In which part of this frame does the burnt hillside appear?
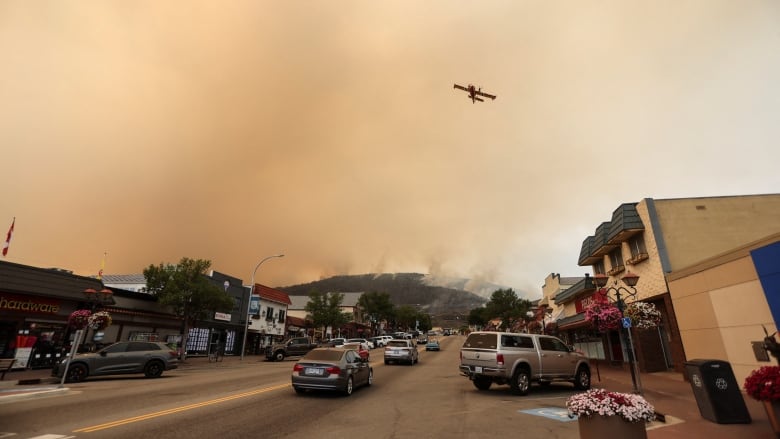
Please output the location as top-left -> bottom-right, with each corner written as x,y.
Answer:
277,273 -> 486,316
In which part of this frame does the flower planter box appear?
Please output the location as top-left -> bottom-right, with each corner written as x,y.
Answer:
577,415 -> 647,439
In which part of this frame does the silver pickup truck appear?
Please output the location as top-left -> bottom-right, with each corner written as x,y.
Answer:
459,331 -> 591,395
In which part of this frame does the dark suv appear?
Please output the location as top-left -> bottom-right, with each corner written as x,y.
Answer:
52,341 -> 179,382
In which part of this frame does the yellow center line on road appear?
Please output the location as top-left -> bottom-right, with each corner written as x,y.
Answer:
73,383 -> 290,433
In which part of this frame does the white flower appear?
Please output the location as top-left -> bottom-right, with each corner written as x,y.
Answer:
566,388 -> 655,423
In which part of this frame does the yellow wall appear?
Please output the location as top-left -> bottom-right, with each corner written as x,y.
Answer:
652,194 -> 780,272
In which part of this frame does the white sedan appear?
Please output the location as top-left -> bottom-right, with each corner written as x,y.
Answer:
347,338 -> 374,350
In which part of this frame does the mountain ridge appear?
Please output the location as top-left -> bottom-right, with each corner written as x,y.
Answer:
277,272 -> 488,315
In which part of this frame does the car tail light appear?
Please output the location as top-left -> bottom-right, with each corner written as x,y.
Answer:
497,353 -> 504,366
168,350 -> 178,358
293,363 -> 304,373
325,366 -> 341,376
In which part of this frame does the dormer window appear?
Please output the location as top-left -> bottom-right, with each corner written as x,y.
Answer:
607,248 -> 625,276
626,234 -> 649,265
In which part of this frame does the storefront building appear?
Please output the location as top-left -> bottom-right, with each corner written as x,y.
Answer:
561,194 -> 780,374
1,260 -> 180,369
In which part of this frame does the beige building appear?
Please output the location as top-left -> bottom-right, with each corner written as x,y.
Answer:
555,193 -> 780,375
667,232 -> 780,386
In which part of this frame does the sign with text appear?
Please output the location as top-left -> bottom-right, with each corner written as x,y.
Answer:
0,293 -> 61,315
249,296 -> 260,315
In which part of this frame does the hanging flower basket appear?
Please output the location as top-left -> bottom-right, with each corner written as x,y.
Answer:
585,290 -> 622,332
88,311 -> 112,330
68,309 -> 92,330
624,302 -> 661,330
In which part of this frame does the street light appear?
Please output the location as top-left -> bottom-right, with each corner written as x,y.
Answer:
593,271 -> 643,394
83,288 -> 114,311
241,254 -> 284,360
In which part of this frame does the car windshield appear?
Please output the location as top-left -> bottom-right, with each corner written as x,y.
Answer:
303,349 -> 344,362
387,341 -> 408,348
342,343 -> 361,349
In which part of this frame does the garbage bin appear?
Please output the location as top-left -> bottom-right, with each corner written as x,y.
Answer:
684,359 -> 751,424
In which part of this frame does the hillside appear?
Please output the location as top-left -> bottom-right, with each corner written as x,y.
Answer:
278,273 -> 487,317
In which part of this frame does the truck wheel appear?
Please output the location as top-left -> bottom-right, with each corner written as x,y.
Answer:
510,368 -> 530,396
473,376 -> 492,391
273,351 -> 285,362
573,366 -> 591,390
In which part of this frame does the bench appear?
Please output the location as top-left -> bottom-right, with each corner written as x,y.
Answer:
0,358 -> 17,380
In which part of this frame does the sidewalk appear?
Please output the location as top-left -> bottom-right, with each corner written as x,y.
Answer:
2,357 -> 778,438
589,363 -> 776,439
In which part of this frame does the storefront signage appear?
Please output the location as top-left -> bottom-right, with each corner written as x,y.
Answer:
0,293 -> 60,314
249,296 -> 260,315
214,312 -> 232,321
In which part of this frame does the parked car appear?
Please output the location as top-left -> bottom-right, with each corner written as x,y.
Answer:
384,339 -> 419,365
340,342 -> 370,360
326,338 -> 347,347
346,338 -> 374,349
370,336 -> 386,348
417,334 -> 428,345
425,339 -> 440,351
459,331 -> 591,395
291,348 -> 373,396
265,337 -> 318,362
52,341 -> 179,383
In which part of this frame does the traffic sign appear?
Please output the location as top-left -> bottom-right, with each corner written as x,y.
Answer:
622,317 -> 632,328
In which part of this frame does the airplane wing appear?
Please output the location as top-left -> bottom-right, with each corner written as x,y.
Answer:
475,90 -> 496,100
453,84 -> 469,91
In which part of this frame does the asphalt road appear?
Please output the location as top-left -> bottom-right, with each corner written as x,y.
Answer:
0,336 -> 584,439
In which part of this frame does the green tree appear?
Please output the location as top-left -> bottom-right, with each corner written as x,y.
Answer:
305,290 -> 350,338
143,257 -> 234,360
484,288 -> 532,331
394,305 -> 418,331
467,306 -> 490,329
357,291 -> 395,333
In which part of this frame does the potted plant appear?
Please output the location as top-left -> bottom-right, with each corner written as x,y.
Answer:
566,388 -> 655,439
744,365 -> 780,435
624,302 -> 662,330
584,290 -> 623,332
88,311 -> 112,330
68,309 -> 92,330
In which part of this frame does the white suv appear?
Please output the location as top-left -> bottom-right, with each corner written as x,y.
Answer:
384,339 -> 419,365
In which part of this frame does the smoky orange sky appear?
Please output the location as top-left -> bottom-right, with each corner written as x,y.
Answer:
2,1 -> 779,298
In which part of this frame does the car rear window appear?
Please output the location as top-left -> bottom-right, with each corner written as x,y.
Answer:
463,333 -> 497,349
304,349 -> 344,361
387,341 -> 409,347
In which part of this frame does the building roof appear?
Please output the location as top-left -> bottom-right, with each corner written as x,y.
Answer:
252,283 -> 291,305
101,274 -> 147,284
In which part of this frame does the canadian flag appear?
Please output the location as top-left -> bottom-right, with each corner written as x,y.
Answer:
3,218 -> 14,257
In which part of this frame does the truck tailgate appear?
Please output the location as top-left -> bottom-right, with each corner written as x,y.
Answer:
461,348 -> 498,367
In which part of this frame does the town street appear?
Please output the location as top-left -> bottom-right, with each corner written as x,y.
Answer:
0,336 -> 583,438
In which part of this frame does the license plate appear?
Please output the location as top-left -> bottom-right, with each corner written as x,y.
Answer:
474,366 -> 483,373
305,367 -> 324,376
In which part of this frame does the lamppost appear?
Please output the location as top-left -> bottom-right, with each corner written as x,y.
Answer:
592,271 -> 643,395
82,288 -> 114,311
241,254 -> 284,360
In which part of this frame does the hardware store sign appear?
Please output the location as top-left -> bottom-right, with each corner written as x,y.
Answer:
0,293 -> 61,314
